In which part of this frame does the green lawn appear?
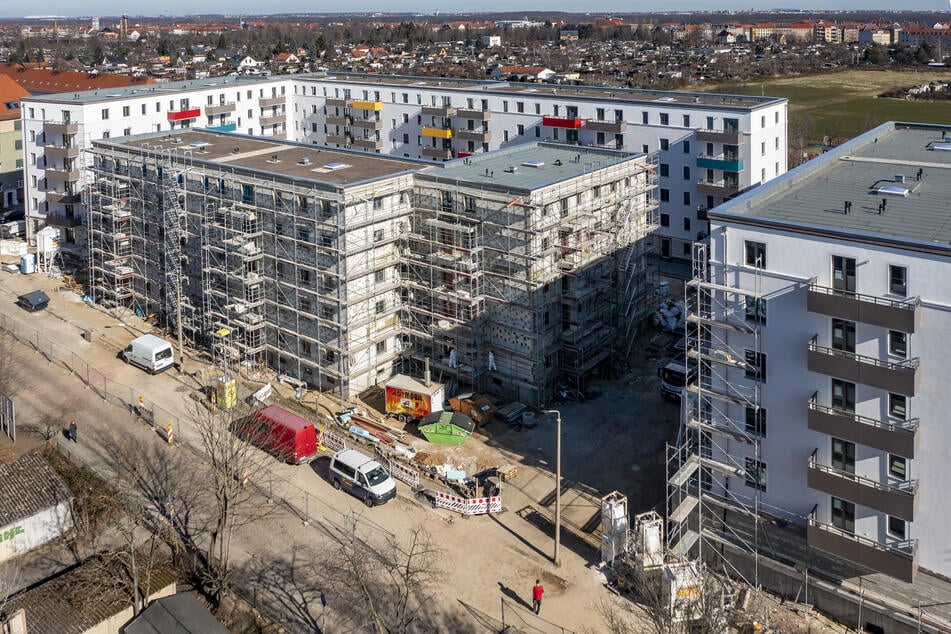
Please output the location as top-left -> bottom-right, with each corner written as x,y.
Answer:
710,70 -> 951,140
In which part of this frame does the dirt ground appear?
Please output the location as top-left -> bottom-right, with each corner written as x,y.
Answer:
0,261 -> 848,633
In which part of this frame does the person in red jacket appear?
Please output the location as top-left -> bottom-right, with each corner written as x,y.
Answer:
532,579 -> 544,615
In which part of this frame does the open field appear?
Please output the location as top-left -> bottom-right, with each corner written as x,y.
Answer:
713,70 -> 951,140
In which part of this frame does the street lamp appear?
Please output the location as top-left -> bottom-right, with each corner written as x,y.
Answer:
542,409 -> 562,567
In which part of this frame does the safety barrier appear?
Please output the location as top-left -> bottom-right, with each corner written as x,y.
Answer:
321,427 -> 347,453
374,447 -> 421,489
432,490 -> 502,515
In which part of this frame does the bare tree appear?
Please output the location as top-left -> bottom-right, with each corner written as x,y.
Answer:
316,521 -> 446,634
788,111 -> 816,169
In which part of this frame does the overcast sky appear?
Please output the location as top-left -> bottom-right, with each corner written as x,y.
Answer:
12,2 -> 951,20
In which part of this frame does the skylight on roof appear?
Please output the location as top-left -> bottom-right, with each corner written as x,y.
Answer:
189,141 -> 209,147
878,184 -> 909,197
323,162 -> 350,171
522,160 -> 544,168
934,143 -> 951,151
656,96 -> 675,102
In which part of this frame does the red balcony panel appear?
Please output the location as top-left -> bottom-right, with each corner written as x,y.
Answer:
167,108 -> 201,121
542,116 -> 583,129
457,152 -> 473,158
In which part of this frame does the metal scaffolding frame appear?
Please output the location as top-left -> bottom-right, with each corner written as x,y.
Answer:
666,240 -> 766,588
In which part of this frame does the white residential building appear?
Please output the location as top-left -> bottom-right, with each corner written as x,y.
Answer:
21,73 -> 787,263
668,123 -> 951,621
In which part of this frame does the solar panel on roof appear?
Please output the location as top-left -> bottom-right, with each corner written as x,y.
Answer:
934,143 -> 951,151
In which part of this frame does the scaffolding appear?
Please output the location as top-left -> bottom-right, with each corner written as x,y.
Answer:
666,240 -> 766,589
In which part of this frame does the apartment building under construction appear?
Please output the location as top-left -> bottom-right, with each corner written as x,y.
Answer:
87,129 -> 657,404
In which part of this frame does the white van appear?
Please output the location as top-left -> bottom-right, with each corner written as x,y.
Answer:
329,449 -> 397,507
121,334 -> 175,374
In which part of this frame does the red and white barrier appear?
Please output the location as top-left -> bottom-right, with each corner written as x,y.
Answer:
322,428 -> 347,452
375,448 -> 421,489
433,490 -> 502,515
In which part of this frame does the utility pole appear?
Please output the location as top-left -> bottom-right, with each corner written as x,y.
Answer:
543,409 -> 562,566
176,281 -> 183,363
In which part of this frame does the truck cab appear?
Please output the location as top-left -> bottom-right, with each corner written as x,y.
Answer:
659,355 -> 696,402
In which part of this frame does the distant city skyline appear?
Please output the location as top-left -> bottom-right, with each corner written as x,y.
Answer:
6,2 -> 950,21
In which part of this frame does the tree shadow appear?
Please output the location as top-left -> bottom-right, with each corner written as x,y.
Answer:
237,544 -> 324,633
497,581 -> 532,611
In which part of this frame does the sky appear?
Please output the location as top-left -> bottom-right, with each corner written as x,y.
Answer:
8,1 -> 951,20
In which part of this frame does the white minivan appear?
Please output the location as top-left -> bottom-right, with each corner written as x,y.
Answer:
121,334 -> 175,374
329,449 -> 397,507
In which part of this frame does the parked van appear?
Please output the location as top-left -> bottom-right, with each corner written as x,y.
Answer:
236,405 -> 317,465
329,448 -> 397,507
121,334 -> 174,373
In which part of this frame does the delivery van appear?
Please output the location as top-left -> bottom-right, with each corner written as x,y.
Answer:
121,334 -> 175,374
329,448 -> 397,507
236,405 -> 317,465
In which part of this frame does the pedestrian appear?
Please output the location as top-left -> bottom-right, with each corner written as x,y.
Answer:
68,419 -> 77,443
532,579 -> 544,615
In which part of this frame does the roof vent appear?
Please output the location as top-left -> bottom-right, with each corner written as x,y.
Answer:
895,174 -> 905,183
298,156 -> 311,165
268,154 -> 279,163
232,147 -> 240,154
504,165 -> 517,173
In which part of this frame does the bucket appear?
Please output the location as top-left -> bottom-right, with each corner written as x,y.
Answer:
20,253 -> 35,274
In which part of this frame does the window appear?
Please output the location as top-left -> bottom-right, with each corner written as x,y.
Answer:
517,124 -> 524,135
888,454 -> 907,479
832,437 -> 855,474
660,213 -> 670,227
683,166 -> 690,180
375,270 -> 385,283
761,115 -> 766,128
659,189 -> 669,203
745,458 -> 766,491
683,140 -> 690,154
375,300 -> 385,314
516,101 -> 524,113
376,341 -> 387,354
660,138 -> 669,151
683,217 -> 691,232
122,106 -> 130,117
832,256 -> 856,292
298,268 -> 311,283
889,265 -> 907,297
744,241 -> 766,268
683,192 -> 691,206
831,379 -> 856,412
745,406 -> 766,436
683,243 -> 691,256
745,350 -> 766,381
683,114 -> 690,127
659,164 -> 669,177
641,111 -> 648,124
831,497 -> 855,533
761,141 -> 766,156
888,515 -> 906,540
831,319 -> 856,353
660,113 -> 669,126
101,108 -> 109,119
745,297 -> 766,324
888,393 -> 906,420
889,331 -> 907,358
503,130 -> 509,142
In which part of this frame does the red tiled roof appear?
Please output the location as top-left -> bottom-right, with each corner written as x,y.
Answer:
0,73 -> 31,121
0,64 -> 156,94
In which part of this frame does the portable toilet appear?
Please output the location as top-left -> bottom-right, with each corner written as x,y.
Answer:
20,253 -> 35,274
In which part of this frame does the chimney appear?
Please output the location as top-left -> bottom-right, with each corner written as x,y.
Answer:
424,358 -> 431,387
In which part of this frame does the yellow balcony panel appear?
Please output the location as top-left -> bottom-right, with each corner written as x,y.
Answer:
422,126 -> 453,139
352,100 -> 383,111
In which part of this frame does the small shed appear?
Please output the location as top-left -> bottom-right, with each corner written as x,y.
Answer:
16,289 -> 49,312
123,592 -> 229,633
0,453 -> 74,562
418,411 -> 475,445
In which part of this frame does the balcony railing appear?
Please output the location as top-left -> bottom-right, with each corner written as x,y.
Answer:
258,96 -> 284,108
45,166 -> 81,182
167,108 -> 201,122
350,118 -> 383,130
585,119 -> 627,133
696,153 -> 744,172
260,114 -> 286,127
542,116 -> 583,129
325,115 -> 351,126
351,137 -> 383,151
807,449 -> 917,521
807,335 -> 919,396
807,282 -> 920,333
325,97 -> 353,108
455,129 -> 492,142
696,179 -> 739,198
205,102 -> 236,116
456,108 -> 491,121
807,392 -> 918,457
807,505 -> 917,583
44,145 -> 80,160
696,127 -> 742,145
422,147 -> 453,160
422,105 -> 456,117
45,191 -> 82,205
45,213 -> 82,228
326,134 -> 350,145
44,120 -> 79,135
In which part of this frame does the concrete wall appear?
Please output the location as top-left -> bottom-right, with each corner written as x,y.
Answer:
0,500 -> 73,562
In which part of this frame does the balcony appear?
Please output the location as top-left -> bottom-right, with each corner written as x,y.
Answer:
45,213 -> 82,228
422,147 -> 453,160
456,109 -> 492,121
44,145 -> 80,160
455,129 -> 492,143
807,449 -> 917,521
542,116 -> 583,129
351,137 -> 383,151
422,127 -> 453,139
45,166 -> 81,182
326,133 -> 351,146
585,119 -> 627,133
258,96 -> 284,108
808,506 -> 917,583
807,283 -> 920,333
807,336 -> 919,396
696,128 -> 742,145
422,105 -> 456,117
260,114 -> 286,127
205,102 -> 236,116
325,97 -> 353,108
325,114 -> 351,126
807,394 -> 918,458
207,123 -> 237,132
350,118 -> 383,131
696,179 -> 739,198
352,100 -> 383,111
45,191 -> 82,205
44,120 -> 79,135
696,154 -> 744,172
167,108 -> 201,122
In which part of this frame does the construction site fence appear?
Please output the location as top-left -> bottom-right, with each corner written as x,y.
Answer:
374,446 -> 421,489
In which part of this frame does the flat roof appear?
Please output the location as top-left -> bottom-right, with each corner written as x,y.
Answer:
95,129 -> 421,187
710,122 -> 951,249
421,143 -> 642,192
25,71 -> 784,111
